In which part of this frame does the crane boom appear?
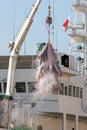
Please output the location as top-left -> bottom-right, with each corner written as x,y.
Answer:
6,0 -> 41,96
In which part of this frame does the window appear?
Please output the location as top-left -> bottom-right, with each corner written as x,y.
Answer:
73,86 -> 76,97
72,128 -> 74,130
76,87 -> 79,97
3,82 -> 7,93
61,55 -> 69,67
0,83 -> 2,92
27,82 -> 36,93
65,86 -> 67,95
60,83 -> 64,95
84,79 -> 87,87
31,102 -> 36,108
80,88 -> 83,98
15,82 -> 26,93
69,85 -> 72,96
37,126 -> 42,130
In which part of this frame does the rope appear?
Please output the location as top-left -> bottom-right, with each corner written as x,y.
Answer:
46,0 -> 51,43
52,0 -> 55,46
46,24 -> 51,43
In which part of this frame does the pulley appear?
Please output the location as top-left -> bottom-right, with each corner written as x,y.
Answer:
46,5 -> 52,25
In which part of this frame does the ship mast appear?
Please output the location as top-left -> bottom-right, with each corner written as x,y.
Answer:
69,0 -> 87,75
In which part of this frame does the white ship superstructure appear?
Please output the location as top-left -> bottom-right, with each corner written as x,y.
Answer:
69,0 -> 87,75
0,54 -> 87,130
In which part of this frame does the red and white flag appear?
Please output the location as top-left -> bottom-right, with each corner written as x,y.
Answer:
63,16 -> 70,32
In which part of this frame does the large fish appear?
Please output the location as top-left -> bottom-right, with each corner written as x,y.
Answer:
36,42 -> 63,95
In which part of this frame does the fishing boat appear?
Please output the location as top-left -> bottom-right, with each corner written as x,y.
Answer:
0,53 -> 87,130
0,0 -> 87,130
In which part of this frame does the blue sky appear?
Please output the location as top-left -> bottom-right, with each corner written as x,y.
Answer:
0,0 -> 73,55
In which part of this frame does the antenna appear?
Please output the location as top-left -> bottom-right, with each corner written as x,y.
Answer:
13,0 -> 15,40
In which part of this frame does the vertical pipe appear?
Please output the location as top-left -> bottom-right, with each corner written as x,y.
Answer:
84,12 -> 87,75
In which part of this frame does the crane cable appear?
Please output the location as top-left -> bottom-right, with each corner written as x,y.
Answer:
46,0 -> 52,43
52,0 -> 55,47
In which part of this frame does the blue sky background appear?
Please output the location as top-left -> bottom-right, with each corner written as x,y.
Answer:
0,0 -> 73,55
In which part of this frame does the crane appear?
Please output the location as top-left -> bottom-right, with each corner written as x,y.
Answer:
0,1 -> 42,128
5,0 -> 42,98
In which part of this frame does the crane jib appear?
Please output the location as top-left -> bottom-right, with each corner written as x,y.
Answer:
6,0 -> 42,96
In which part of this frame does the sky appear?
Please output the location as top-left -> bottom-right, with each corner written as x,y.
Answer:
0,0 -> 73,56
